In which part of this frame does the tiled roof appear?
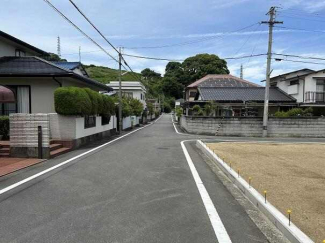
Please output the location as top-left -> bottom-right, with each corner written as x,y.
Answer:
198,87 -> 296,103
0,57 -> 111,91
52,62 -> 81,70
187,74 -> 260,88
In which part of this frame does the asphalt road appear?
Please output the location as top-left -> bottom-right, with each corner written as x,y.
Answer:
0,114 -> 285,243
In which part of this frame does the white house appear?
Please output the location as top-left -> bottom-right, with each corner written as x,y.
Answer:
106,81 -> 147,109
270,69 -> 325,113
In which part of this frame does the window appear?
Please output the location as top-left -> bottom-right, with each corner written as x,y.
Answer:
122,92 -> 133,98
189,92 -> 196,98
15,49 -> 26,57
289,80 -> 299,86
317,80 -> 325,92
0,85 -> 30,115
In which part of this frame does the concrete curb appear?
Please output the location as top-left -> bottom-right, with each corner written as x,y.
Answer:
196,140 -> 314,243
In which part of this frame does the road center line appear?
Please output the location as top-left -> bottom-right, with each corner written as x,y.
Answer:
181,140 -> 232,243
0,116 -> 162,196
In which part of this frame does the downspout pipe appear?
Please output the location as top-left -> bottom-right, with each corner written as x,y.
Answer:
53,77 -> 62,87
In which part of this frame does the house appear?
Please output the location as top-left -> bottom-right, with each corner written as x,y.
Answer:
0,57 -> 111,115
0,30 -> 48,58
184,74 -> 296,116
52,61 -> 89,77
146,98 -> 161,113
270,68 -> 325,115
106,81 -> 147,109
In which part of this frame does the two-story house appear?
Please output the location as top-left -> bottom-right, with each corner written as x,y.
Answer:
106,81 -> 147,109
270,68 -> 325,114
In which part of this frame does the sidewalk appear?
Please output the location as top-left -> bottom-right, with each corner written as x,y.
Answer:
0,158 -> 45,177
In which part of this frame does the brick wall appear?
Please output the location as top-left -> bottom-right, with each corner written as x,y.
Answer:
180,116 -> 325,137
10,113 -> 50,158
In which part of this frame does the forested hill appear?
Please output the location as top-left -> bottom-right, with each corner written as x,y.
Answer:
84,65 -> 140,84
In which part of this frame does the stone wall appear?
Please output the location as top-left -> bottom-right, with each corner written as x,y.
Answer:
180,116 -> 325,138
10,113 -> 50,158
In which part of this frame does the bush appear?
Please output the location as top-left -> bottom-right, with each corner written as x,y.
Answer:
0,116 -> 9,140
197,109 -> 204,116
155,111 -> 160,117
192,105 -> 201,113
204,104 -> 212,116
274,107 -> 313,117
97,94 -> 104,115
122,98 -> 132,118
147,102 -> 154,115
54,87 -> 92,116
102,95 -> 116,116
175,107 -> 182,118
129,99 -> 144,116
84,88 -> 99,115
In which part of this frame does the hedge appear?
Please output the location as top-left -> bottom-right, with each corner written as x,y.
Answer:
84,88 -> 99,115
0,116 -> 9,140
54,87 -> 116,117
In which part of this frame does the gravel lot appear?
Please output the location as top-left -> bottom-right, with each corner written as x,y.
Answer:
207,142 -> 325,243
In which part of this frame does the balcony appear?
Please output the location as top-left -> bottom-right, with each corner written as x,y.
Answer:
305,91 -> 325,103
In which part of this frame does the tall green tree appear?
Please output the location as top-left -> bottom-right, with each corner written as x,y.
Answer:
165,54 -> 229,87
141,68 -> 161,81
161,77 -> 184,99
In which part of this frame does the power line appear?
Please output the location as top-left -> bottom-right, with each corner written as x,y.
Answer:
43,0 -> 119,64
273,53 -> 325,61
124,23 -> 260,49
278,13 -> 325,23
234,24 -> 261,56
274,58 -> 325,65
274,26 -> 325,34
67,0 -> 140,80
122,53 -> 267,62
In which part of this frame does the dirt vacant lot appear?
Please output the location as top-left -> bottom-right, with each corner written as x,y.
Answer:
207,142 -> 325,243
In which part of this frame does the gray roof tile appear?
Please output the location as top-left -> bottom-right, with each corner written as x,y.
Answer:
198,87 -> 296,102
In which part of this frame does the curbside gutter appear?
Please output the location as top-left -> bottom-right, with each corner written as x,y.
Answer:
196,140 -> 314,243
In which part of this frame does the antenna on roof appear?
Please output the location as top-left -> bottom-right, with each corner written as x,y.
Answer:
240,64 -> 244,79
57,36 -> 61,57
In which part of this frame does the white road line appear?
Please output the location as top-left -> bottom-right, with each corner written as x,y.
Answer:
171,115 -> 191,135
181,140 -> 232,243
0,117 -> 162,196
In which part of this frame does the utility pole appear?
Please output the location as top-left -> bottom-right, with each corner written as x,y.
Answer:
240,64 -> 243,79
79,46 -> 81,62
261,7 -> 282,137
118,47 -> 123,134
57,36 -> 61,57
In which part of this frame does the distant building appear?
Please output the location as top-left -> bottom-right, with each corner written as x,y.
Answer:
270,68 -> 325,114
106,81 -> 146,109
175,98 -> 184,109
184,74 -> 296,117
52,62 -> 89,77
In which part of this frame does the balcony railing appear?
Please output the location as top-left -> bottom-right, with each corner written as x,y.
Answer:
305,91 -> 325,103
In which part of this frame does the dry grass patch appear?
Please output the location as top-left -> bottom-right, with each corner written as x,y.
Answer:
207,142 -> 325,243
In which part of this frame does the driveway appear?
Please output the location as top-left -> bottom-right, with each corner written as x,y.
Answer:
0,114 -> 288,243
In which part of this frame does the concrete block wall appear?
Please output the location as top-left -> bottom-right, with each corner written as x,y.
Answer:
180,116 -> 325,138
10,113 -> 50,158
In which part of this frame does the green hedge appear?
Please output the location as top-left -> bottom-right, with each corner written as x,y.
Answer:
54,87 -> 116,117
274,107 -> 313,117
0,116 -> 9,140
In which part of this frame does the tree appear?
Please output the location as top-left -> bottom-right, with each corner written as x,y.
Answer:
141,68 -> 161,81
165,54 -> 229,87
45,53 -> 67,62
129,98 -> 144,116
160,77 -> 184,99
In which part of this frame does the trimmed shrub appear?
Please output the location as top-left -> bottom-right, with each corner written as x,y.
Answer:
192,105 -> 201,113
84,88 -> 99,115
274,107 -> 313,117
204,104 -> 212,116
122,98 -> 132,118
129,99 -> 144,116
54,87 -> 92,116
0,116 -> 9,140
147,102 -> 154,115
175,107 -> 182,118
97,94 -> 104,115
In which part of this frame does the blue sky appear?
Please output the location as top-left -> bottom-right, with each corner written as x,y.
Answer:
2,0 -> 325,84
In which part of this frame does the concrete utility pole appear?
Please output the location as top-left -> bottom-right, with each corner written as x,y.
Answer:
261,7 -> 282,137
118,47 -> 123,134
240,64 -> 243,79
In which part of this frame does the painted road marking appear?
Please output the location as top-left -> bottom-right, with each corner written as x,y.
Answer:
181,140 -> 232,243
171,115 -> 191,136
0,115 -> 162,196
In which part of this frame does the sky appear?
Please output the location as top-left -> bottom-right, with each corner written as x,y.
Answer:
2,0 -> 325,85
